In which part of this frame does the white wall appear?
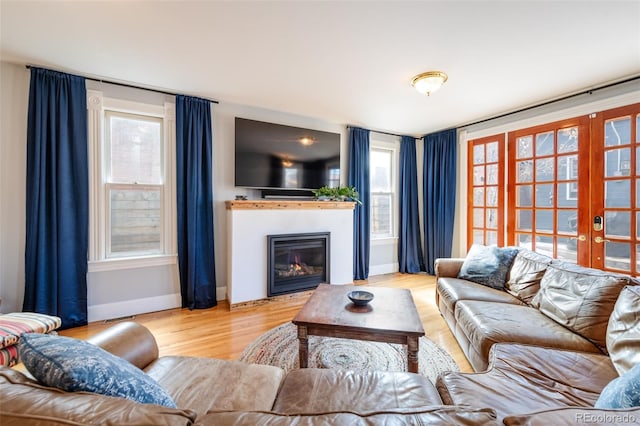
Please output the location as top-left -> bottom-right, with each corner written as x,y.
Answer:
0,61 -> 29,313
2,61 -> 394,317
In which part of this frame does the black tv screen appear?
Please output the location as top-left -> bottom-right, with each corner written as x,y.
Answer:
235,118 -> 341,190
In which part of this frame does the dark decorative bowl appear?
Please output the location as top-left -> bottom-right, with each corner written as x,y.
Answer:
348,290 -> 374,306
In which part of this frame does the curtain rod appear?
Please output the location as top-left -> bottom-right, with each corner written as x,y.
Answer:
457,74 -> 640,129
25,65 -> 219,104
346,126 -> 418,140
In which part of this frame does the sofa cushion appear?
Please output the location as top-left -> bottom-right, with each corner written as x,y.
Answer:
505,249 -> 552,304
272,368 -> 442,414
606,285 -> 640,375
454,301 -> 600,371
595,363 -> 640,409
18,333 -> 176,408
531,262 -> 636,353
0,346 -> 19,368
0,313 -> 62,349
457,244 -> 519,289
145,356 -> 285,414
198,407 -> 499,425
437,343 -> 618,422
437,277 -> 523,329
0,367 -> 196,426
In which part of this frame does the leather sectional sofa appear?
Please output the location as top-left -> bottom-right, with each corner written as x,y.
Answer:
0,321 -> 497,425
435,247 -> 640,423
1,246 -> 638,424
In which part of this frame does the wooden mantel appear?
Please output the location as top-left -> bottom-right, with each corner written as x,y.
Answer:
225,200 -> 356,210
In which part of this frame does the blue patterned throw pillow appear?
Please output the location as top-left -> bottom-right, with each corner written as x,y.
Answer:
18,333 -> 176,408
458,244 -> 519,289
595,362 -> 640,409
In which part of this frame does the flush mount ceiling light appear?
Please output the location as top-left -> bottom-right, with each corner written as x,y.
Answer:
299,137 -> 315,146
411,71 -> 448,96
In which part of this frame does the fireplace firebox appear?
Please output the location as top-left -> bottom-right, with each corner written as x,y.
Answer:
267,232 -> 330,297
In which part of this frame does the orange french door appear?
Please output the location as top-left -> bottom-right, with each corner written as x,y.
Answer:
467,134 -> 506,247
590,104 -> 640,275
507,116 -> 591,264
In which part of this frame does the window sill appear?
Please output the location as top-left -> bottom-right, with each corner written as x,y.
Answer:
371,237 -> 398,246
88,254 -> 177,273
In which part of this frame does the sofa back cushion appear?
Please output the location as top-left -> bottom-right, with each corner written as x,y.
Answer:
505,249 -> 552,304
606,285 -> 640,375
531,262 -> 635,353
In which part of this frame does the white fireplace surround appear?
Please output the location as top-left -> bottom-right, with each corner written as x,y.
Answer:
226,200 -> 355,305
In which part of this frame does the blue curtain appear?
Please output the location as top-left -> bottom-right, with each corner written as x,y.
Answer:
24,68 -> 88,329
399,136 -> 425,273
175,95 -> 217,309
423,129 -> 457,274
348,127 -> 370,280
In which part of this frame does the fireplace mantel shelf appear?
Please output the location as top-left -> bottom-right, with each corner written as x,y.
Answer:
225,200 -> 356,210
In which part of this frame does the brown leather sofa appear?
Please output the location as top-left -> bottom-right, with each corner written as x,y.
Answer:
0,321 -> 497,425
434,248 -> 640,423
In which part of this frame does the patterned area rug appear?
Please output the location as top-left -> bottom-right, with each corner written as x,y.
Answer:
239,322 -> 459,384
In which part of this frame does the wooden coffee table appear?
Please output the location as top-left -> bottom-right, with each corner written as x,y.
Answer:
292,283 -> 425,373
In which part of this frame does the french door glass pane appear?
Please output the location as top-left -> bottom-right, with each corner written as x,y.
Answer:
605,242 -> 630,271
486,164 -> 498,185
517,185 -> 533,207
605,117 -> 631,146
486,187 -> 498,207
535,184 -> 553,207
517,210 -> 532,231
486,142 -> 499,162
605,211 -> 630,238
517,161 -> 533,183
558,127 -> 578,153
473,145 -> 484,164
473,166 -> 484,185
535,210 -> 553,233
473,208 -> 484,227
558,183 -> 578,207
557,237 -> 577,262
110,188 -> 161,255
535,132 -> 555,156
605,148 -> 631,177
535,158 -> 555,182
487,231 -> 498,246
473,188 -> 484,206
517,136 -> 533,158
473,230 -> 484,245
605,180 -> 631,208
557,210 -> 577,234
486,209 -> 498,229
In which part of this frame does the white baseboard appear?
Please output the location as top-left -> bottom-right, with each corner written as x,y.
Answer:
88,287 -> 228,323
216,286 -> 227,301
369,262 -> 398,276
88,293 -> 182,322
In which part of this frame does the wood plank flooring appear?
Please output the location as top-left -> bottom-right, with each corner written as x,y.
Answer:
59,273 -> 473,373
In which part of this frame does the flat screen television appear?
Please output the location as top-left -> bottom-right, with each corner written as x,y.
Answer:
235,117 -> 341,192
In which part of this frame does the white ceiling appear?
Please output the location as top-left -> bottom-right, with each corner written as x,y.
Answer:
2,1 -> 639,135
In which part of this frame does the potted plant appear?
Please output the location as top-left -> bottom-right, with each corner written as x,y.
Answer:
312,185 -> 362,205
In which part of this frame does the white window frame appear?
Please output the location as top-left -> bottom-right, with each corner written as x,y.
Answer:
87,90 -> 177,272
369,138 -> 399,241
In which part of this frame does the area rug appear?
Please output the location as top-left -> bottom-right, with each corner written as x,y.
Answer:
239,322 -> 459,384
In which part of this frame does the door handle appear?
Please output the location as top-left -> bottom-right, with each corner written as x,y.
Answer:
594,236 -> 610,244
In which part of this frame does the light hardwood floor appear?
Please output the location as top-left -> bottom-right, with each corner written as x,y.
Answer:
60,273 -> 473,373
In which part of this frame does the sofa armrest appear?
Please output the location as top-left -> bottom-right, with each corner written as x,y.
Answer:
87,321 -> 159,370
434,258 -> 465,278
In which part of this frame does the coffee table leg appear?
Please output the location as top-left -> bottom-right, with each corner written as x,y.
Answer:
407,336 -> 419,373
298,325 -> 308,368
